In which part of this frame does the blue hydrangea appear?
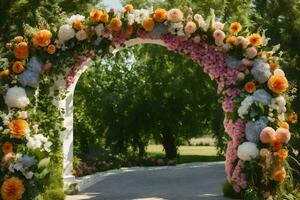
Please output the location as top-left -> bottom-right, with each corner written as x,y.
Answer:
245,116 -> 268,143
19,71 -> 40,88
252,89 -> 272,105
251,59 -> 271,83
21,155 -> 37,167
150,24 -> 169,37
225,56 -> 241,69
26,56 -> 43,73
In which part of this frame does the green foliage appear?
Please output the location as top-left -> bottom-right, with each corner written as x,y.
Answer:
222,180 -> 241,199
42,189 -> 65,200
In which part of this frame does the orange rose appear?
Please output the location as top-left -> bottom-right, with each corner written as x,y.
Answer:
269,63 -> 278,70
271,137 -> 283,152
32,29 -> 52,47
0,70 -> 10,78
14,42 -> 29,59
90,9 -> 103,22
14,36 -> 24,43
153,8 -> 168,22
226,36 -> 236,45
126,25 -> 134,35
1,177 -> 25,200
288,112 -> 298,124
279,121 -> 289,129
73,20 -> 84,30
124,4 -> 134,13
267,75 -> 288,94
12,61 -> 25,74
109,18 -> 122,32
100,13 -> 109,23
272,167 -> 286,182
229,22 -> 242,33
47,44 -> 56,55
143,17 -> 155,32
248,33 -> 262,46
8,119 -> 28,139
2,142 -> 13,155
244,81 -> 256,93
277,149 -> 288,160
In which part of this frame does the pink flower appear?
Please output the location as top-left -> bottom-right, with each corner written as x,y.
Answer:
260,148 -> 270,157
213,30 -> 225,44
236,36 -> 249,48
214,22 -> 224,30
245,47 -> 257,59
184,21 -> 197,34
231,160 -> 247,192
222,98 -> 235,113
260,127 -> 275,144
167,8 -> 184,23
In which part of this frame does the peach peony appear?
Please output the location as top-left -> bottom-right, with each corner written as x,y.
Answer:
275,128 -> 290,144
248,33 -> 262,46
47,44 -> 56,55
32,30 -> 52,47
14,42 -> 29,59
271,137 -> 283,152
12,61 -> 25,74
272,168 -> 286,182
153,8 -> 167,22
244,81 -> 256,93
213,30 -> 225,42
2,142 -> 13,155
8,119 -> 28,139
89,9 -> 102,22
260,127 -> 275,144
109,18 -> 122,32
1,177 -> 25,200
267,75 -> 288,94
142,17 -> 155,32
245,46 -> 257,59
184,21 -> 197,34
214,22 -> 224,30
167,8 -> 184,23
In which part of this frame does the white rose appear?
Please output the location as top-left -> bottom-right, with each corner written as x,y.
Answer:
237,142 -> 259,161
66,14 -> 85,25
76,30 -> 88,41
5,86 -> 30,109
95,24 -> 104,37
58,24 -> 75,43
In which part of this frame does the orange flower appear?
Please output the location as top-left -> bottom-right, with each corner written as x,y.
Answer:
280,121 -> 289,129
143,17 -> 155,32
267,75 -> 288,94
272,168 -> 286,182
1,177 -> 25,200
153,8 -> 168,22
244,81 -> 256,93
90,9 -> 103,22
32,29 -> 52,47
277,149 -> 288,160
229,22 -> 242,33
0,70 -> 10,78
2,142 -> 13,155
47,44 -> 56,55
271,137 -> 283,152
12,61 -> 25,74
269,63 -> 278,70
124,4 -> 134,13
248,33 -> 262,46
109,18 -> 122,32
14,42 -> 29,59
126,25 -> 134,35
226,36 -> 236,45
73,20 -> 84,30
8,119 -> 28,139
288,112 -> 298,124
100,13 -> 109,23
14,36 -> 23,43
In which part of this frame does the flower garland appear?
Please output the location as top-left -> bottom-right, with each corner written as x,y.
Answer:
0,4 -> 297,199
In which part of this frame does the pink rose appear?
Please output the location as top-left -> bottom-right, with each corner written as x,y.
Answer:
236,36 -> 249,48
213,30 -> 225,46
275,128 -> 291,144
214,22 -> 224,30
184,21 -> 197,34
260,127 -> 276,144
167,8 -> 184,23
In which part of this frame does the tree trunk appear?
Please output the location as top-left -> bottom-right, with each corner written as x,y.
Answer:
161,130 -> 177,159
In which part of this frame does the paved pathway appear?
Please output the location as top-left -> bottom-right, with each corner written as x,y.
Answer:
67,162 -> 230,200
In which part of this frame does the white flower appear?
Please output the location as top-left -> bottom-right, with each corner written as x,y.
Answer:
237,72 -> 245,80
18,111 -> 28,119
95,24 -> 104,37
127,14 -> 135,25
168,22 -> 184,35
132,9 -> 152,24
237,142 -> 259,161
238,96 -> 254,119
76,30 -> 88,41
58,24 -> 75,43
26,134 -> 52,152
66,14 -> 85,25
5,86 -> 30,109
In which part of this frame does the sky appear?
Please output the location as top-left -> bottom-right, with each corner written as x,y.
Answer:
102,0 -> 123,10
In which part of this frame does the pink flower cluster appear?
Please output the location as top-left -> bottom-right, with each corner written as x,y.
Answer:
225,141 -> 238,181
222,98 -> 235,112
224,118 -> 245,145
231,160 -> 247,192
222,88 -> 240,113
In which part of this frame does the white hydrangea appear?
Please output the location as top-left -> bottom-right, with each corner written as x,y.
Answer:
58,24 -> 76,43
168,22 -> 184,36
26,134 -> 52,152
76,30 -> 88,41
130,8 -> 153,24
66,14 -> 85,25
237,142 -> 259,161
238,96 -> 254,119
95,24 -> 104,37
5,86 -> 30,109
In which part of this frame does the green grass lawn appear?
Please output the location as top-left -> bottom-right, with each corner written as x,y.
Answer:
147,145 -> 225,163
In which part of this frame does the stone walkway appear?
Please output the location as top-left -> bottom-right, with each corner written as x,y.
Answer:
67,162 -> 230,200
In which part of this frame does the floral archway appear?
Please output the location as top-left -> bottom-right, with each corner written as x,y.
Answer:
0,4 -> 297,200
